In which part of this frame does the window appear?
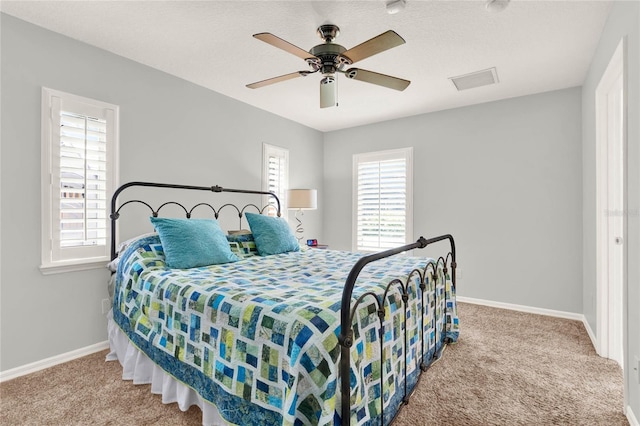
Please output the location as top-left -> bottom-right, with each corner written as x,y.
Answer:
41,88 -> 119,273
353,148 -> 413,252
262,143 -> 289,217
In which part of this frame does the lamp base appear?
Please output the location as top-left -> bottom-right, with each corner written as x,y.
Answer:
294,209 -> 304,242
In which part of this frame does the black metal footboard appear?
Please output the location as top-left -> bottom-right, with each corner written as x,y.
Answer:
338,235 -> 456,425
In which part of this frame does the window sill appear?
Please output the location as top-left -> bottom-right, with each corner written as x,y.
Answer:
40,258 -> 109,275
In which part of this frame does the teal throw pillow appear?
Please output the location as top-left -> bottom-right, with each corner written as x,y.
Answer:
149,217 -> 239,268
245,212 -> 300,256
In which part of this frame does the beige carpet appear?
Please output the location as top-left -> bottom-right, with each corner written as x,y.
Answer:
0,303 -> 627,425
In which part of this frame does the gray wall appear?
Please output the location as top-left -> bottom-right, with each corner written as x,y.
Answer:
324,88 -> 583,314
581,0 -> 640,417
0,14 -> 324,371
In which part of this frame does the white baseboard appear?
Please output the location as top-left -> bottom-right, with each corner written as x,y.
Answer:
627,405 -> 640,426
0,340 -> 109,383
456,296 -> 584,321
582,316 -> 598,351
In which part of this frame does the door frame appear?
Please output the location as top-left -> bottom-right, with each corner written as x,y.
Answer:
595,36 -> 627,398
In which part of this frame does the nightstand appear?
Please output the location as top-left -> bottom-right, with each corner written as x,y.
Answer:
308,244 -> 328,249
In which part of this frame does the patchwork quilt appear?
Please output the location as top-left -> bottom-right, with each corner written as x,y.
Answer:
114,235 -> 458,425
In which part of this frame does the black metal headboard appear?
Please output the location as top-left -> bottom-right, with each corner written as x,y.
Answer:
109,181 -> 281,260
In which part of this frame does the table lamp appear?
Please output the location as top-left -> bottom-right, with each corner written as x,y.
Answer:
287,189 -> 317,242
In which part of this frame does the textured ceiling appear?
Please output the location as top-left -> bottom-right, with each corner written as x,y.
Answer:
1,0 -> 612,132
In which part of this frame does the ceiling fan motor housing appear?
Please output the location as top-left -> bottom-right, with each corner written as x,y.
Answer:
310,43 -> 349,75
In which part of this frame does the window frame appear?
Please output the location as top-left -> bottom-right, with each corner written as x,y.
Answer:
352,147 -> 414,252
262,143 -> 289,217
40,87 -> 119,274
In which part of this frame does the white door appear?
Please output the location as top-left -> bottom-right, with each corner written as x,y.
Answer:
596,40 -> 625,369
606,71 -> 624,368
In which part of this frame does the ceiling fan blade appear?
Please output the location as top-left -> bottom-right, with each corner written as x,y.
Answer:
246,71 -> 309,89
345,68 -> 410,91
253,33 -> 316,61
320,76 -> 337,108
339,30 -> 405,64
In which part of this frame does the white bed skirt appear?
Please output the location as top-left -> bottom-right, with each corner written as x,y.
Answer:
106,310 -> 230,426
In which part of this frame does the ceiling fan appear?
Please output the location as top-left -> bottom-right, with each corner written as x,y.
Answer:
246,24 -> 411,108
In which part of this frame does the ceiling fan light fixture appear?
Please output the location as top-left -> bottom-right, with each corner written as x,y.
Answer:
485,0 -> 510,13
386,0 -> 406,15
320,76 -> 337,108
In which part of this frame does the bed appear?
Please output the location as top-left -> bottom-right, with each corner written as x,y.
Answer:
107,181 -> 459,425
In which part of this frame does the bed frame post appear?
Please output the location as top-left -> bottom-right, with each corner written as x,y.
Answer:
338,234 -> 456,425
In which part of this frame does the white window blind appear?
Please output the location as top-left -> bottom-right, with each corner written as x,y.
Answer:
262,143 -> 289,216
353,148 -> 413,252
41,88 -> 119,273
59,111 -> 108,248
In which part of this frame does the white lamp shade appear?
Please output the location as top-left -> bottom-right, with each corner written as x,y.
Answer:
287,189 -> 317,210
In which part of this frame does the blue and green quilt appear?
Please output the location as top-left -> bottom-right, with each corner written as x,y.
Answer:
114,235 -> 458,425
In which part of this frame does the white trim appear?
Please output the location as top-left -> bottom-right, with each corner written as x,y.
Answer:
39,257 -> 109,275
627,405 -> 639,426
594,38 -> 630,412
456,296 -> 584,321
0,340 -> 109,383
352,147 -> 413,252
595,39 -> 626,359
262,143 -> 289,217
582,316 -> 598,350
41,87 -> 120,269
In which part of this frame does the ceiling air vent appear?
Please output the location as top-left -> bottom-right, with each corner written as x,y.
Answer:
449,67 -> 499,91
